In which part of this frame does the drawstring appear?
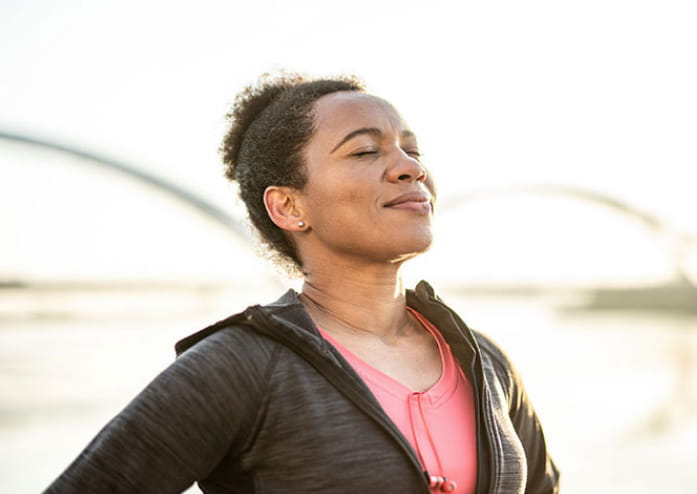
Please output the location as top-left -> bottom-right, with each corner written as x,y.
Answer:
408,393 -> 426,466
416,393 -> 444,476
409,393 -> 457,492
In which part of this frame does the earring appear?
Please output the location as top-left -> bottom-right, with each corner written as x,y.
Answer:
297,221 -> 305,228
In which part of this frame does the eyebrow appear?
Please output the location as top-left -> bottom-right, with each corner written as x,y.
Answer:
330,128 -> 416,153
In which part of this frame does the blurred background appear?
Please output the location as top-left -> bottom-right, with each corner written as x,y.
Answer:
1,1 -> 696,492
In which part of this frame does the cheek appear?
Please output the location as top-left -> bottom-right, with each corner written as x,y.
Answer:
322,184 -> 365,205
313,193 -> 374,232
304,174 -> 374,219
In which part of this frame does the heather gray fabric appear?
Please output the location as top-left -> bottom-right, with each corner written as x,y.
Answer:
45,281 -> 559,493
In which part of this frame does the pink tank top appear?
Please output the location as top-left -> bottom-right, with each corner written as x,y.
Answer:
318,308 -> 477,493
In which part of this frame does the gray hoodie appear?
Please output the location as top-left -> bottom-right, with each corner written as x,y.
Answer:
45,281 -> 560,493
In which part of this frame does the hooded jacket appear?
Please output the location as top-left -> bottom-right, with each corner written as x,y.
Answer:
45,281 -> 559,494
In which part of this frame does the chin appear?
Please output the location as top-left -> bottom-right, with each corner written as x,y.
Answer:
386,234 -> 434,264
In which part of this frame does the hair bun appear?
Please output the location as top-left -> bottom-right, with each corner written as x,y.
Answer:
221,72 -> 306,180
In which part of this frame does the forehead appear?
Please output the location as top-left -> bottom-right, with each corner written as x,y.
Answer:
311,92 -> 410,138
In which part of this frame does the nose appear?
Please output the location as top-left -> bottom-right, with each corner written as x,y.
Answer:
386,148 -> 427,183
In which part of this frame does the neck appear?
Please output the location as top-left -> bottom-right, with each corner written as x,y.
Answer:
300,259 -> 411,339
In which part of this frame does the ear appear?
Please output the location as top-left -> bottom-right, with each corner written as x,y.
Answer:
263,185 -> 307,232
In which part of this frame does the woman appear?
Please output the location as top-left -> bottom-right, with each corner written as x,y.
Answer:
46,74 -> 560,493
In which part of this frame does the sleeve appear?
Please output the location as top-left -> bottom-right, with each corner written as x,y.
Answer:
43,328 -> 274,494
476,332 -> 561,494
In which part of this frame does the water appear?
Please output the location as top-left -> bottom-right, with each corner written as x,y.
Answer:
1,288 -> 696,493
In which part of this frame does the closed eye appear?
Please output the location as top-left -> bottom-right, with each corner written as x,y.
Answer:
352,150 -> 378,158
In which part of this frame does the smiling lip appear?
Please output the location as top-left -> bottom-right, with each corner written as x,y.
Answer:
383,191 -> 433,213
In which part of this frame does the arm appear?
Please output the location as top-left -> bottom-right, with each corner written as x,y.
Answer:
44,327 -> 273,493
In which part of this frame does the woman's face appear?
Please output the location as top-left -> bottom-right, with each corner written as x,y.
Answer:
295,91 -> 435,266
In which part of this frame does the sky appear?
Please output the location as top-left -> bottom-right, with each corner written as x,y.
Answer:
1,0 -> 696,283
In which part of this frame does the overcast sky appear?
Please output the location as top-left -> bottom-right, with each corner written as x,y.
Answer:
2,0 -> 695,234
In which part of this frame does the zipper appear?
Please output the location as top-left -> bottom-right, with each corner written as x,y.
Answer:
249,308 -> 432,493
415,291 -> 499,494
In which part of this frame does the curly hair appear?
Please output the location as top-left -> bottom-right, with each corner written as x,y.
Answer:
220,72 -> 365,274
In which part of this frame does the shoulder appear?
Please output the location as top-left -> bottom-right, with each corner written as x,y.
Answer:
471,329 -> 521,401
174,320 -> 282,387
179,320 -> 275,357
175,288 -> 304,356
472,330 -> 515,373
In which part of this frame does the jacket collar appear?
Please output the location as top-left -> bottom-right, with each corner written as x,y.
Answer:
175,280 -> 474,357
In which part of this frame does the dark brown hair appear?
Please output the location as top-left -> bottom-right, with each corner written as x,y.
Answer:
220,73 -> 365,273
